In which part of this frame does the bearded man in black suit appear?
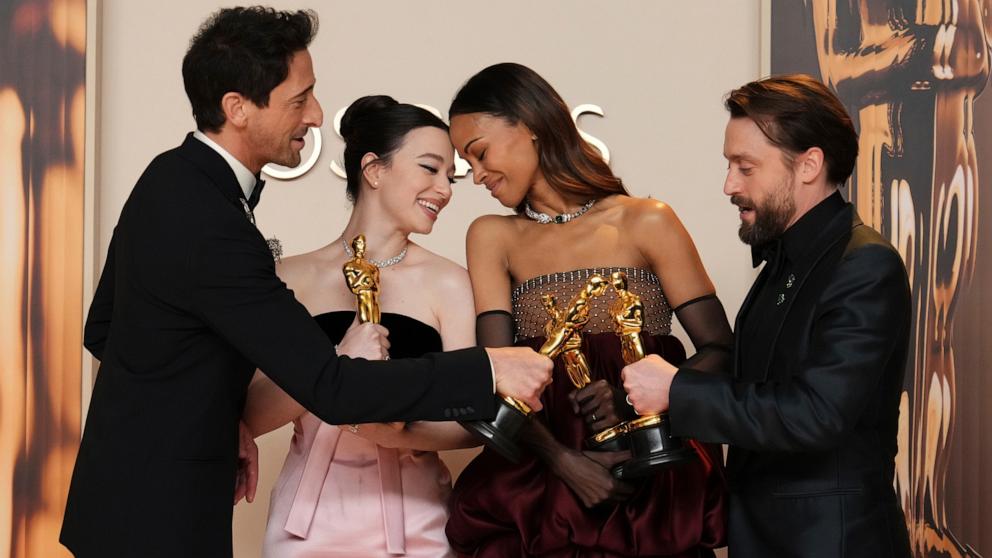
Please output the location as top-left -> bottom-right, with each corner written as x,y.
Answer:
622,75 -> 912,558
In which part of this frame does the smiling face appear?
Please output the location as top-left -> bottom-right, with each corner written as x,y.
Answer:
371,126 -> 455,234
722,116 -> 799,246
243,49 -> 323,171
449,112 -> 542,208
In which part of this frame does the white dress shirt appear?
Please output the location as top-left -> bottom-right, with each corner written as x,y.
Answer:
193,130 -> 257,200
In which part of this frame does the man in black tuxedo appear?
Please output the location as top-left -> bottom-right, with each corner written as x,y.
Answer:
60,7 -> 551,558
622,75 -> 912,557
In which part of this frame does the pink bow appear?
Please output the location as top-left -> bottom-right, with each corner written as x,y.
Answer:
283,422 -> 406,554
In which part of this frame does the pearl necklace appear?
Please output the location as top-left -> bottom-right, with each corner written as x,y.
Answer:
524,199 -> 595,224
341,238 -> 408,268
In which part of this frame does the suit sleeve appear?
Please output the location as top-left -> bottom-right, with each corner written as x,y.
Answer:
83,233 -> 116,360
669,244 -> 910,452
189,224 -> 496,424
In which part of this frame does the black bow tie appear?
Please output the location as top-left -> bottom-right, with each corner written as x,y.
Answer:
751,238 -> 783,271
246,178 -> 265,210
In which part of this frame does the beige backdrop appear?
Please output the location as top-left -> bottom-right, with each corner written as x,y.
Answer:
90,1 -> 761,556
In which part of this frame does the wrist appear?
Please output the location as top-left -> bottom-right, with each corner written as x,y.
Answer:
543,445 -> 578,475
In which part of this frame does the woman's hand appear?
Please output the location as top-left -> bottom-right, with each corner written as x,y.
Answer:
549,448 -> 635,508
569,380 -> 635,432
233,420 -> 258,505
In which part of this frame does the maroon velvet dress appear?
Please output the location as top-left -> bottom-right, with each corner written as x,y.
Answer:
446,268 -> 727,557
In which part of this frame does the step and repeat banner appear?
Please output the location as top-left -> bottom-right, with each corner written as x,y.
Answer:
0,1 -> 86,558
771,1 -> 990,556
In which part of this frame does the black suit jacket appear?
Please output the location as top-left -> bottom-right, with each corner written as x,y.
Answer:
60,134 -> 495,558
670,205 -> 911,557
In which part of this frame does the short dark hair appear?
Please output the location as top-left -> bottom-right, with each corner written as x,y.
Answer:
340,95 -> 449,202
182,6 -> 318,133
725,74 -> 858,186
450,63 -> 627,212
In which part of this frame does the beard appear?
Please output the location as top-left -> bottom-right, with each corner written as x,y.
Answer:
733,179 -> 796,246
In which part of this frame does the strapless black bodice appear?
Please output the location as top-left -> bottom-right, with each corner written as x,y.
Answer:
312,311 -> 442,358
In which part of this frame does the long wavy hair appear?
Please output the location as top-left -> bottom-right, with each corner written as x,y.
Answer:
450,63 -> 628,212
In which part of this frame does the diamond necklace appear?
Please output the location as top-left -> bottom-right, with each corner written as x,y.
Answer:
341,238 -> 408,268
523,199 -> 595,224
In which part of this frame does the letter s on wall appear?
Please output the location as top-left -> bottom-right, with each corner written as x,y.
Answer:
571,104 -> 609,164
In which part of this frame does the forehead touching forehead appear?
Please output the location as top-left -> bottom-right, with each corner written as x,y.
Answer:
451,113 -> 511,151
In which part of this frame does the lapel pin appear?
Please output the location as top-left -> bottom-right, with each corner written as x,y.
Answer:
240,198 -> 256,226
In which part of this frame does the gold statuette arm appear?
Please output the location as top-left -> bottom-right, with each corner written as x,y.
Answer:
539,274 -> 608,358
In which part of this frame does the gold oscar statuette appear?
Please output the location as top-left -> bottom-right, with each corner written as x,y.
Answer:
460,274 -> 609,462
542,276 -> 638,451
342,234 -> 381,325
605,271 -> 695,479
539,274 -> 609,362
502,274 -> 608,415
541,294 -> 593,389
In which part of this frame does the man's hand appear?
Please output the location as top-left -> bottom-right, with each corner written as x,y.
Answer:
486,347 -> 553,412
337,320 -> 390,360
621,354 -> 678,415
233,420 -> 258,505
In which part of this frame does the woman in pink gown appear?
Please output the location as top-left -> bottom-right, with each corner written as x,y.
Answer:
243,96 -> 480,557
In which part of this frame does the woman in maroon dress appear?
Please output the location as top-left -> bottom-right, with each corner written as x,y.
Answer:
445,63 -> 731,558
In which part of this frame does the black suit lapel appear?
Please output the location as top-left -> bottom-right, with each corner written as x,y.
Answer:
733,269 -> 768,378
175,133 -> 249,215
756,205 -> 856,381
728,205 -> 859,475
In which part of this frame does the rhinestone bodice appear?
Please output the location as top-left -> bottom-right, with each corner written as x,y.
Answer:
510,267 -> 672,341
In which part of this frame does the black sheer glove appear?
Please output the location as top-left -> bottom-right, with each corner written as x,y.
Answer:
476,309 -> 514,348
674,294 -> 733,373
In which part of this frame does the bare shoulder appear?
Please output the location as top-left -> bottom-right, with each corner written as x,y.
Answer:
466,214 -> 520,259
409,245 -> 472,292
618,196 -> 683,233
467,213 -> 516,238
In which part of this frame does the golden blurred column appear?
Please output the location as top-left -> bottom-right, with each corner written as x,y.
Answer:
0,1 -> 86,556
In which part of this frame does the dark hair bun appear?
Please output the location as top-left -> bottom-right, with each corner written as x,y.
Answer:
340,95 -> 398,140
338,95 -> 448,203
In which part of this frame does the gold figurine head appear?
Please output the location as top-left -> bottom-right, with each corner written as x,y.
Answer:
586,274 -> 609,297
611,270 -> 628,292
351,234 -> 367,258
